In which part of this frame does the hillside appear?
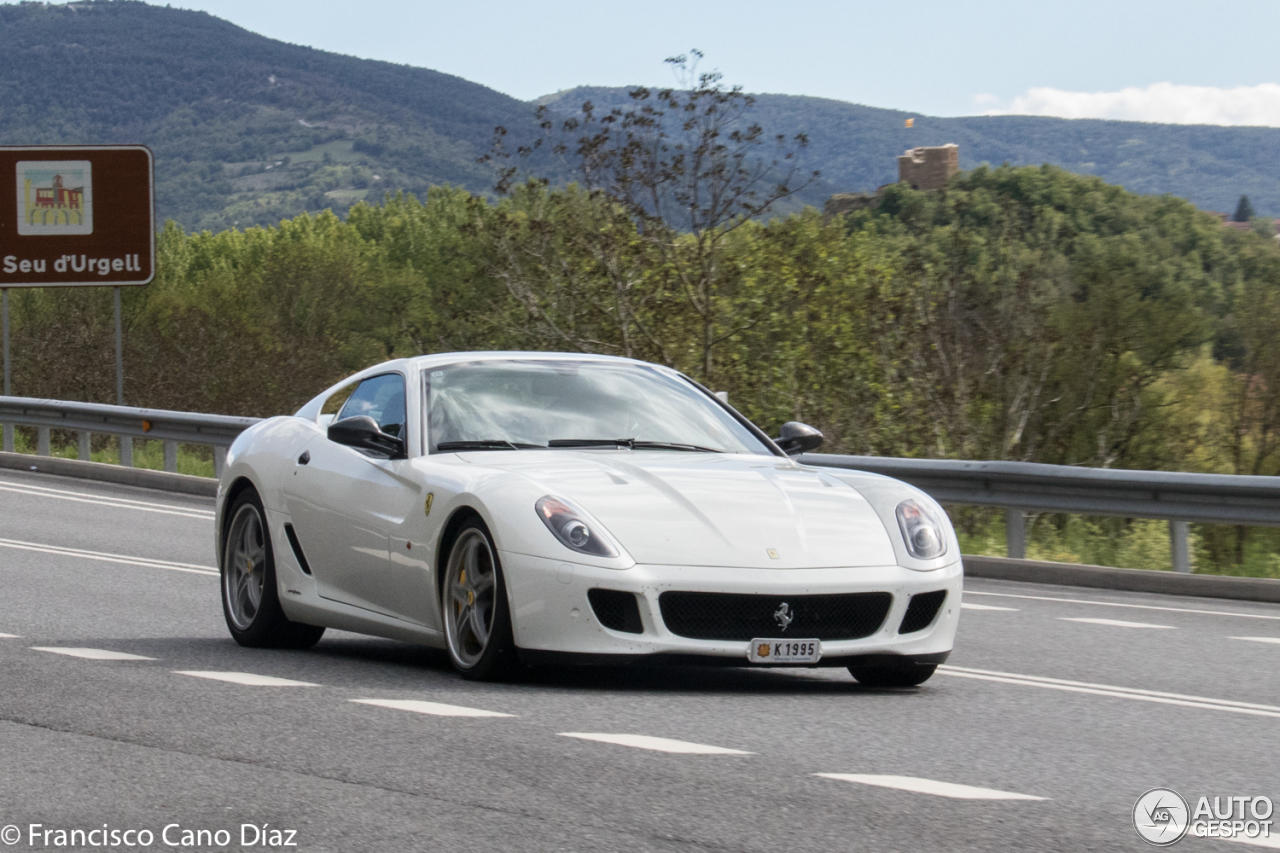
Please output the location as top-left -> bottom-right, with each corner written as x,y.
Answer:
540,88 -> 1280,217
0,0 -> 550,230
4,2 -> 1280,229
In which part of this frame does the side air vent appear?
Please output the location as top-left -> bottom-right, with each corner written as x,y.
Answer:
899,590 -> 947,634
587,589 -> 643,634
283,523 -> 313,575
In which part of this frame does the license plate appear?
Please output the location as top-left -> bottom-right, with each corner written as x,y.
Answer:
747,638 -> 822,664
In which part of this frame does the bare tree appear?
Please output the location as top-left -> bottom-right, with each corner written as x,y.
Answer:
484,51 -> 818,381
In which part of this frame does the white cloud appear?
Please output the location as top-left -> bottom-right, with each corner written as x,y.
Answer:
980,82 -> 1280,127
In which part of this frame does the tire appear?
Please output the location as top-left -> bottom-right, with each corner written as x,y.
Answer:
442,519 -> 519,681
221,488 -> 325,650
848,663 -> 937,688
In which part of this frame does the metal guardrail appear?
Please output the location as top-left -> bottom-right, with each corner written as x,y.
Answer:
1,396 -> 1274,573
0,396 -> 260,478
800,454 -> 1280,573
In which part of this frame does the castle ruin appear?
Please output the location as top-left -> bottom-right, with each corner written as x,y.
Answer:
897,144 -> 959,191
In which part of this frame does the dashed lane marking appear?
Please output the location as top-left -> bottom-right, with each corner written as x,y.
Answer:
1232,637 -> 1280,646
1060,617 -> 1175,629
0,538 -> 217,576
961,602 -> 1018,611
351,699 -> 514,718
939,665 -> 1280,719
32,647 -> 154,661
0,481 -> 214,520
815,773 -> 1047,801
966,590 -> 1280,621
0,633 -> 19,638
558,733 -> 754,755
173,671 -> 319,687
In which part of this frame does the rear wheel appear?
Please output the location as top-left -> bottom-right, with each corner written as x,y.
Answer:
442,520 -> 518,681
221,489 -> 325,650
848,664 -> 936,688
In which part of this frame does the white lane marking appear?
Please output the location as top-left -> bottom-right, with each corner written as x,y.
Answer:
966,590 -> 1280,621
174,671 -> 319,687
962,602 -> 1018,611
558,733 -> 754,755
0,538 -> 217,576
939,665 -> 1280,719
1223,831 -> 1280,849
352,699 -> 514,718
32,647 -> 154,661
1232,637 -> 1280,646
0,633 -> 19,638
815,773 -> 1046,801
0,481 -> 214,519
1060,617 -> 1175,629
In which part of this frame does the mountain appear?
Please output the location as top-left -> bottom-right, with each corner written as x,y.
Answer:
3,2 -> 1280,231
0,0 -> 548,230
540,88 -> 1280,217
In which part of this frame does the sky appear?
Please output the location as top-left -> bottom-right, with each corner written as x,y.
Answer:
154,0 -> 1280,126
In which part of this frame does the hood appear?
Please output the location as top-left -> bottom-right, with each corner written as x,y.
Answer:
468,451 -> 898,568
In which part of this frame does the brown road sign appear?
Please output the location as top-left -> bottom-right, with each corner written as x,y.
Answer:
0,145 -> 154,287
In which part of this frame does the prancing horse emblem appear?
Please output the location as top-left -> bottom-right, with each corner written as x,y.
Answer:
773,602 -> 794,631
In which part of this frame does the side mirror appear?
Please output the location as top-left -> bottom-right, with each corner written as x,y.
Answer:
328,416 -> 405,459
774,421 -> 824,456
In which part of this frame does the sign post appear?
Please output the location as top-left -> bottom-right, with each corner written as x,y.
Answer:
0,145 -> 154,461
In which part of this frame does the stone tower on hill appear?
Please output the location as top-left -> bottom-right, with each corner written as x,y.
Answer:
898,144 -> 959,190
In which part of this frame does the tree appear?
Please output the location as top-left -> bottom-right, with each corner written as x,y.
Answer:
1233,194 -> 1256,222
484,51 -> 818,382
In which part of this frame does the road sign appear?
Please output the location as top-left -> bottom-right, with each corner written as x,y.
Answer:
0,145 -> 154,287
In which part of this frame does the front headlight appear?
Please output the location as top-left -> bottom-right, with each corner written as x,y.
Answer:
535,496 -> 619,558
896,498 -> 948,560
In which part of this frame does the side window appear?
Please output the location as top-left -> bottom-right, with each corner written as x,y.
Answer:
337,373 -> 407,437
320,380 -> 360,419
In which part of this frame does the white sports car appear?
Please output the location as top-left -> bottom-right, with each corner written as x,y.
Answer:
216,352 -> 961,685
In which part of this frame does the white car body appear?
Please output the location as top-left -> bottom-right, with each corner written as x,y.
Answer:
216,352 -> 961,670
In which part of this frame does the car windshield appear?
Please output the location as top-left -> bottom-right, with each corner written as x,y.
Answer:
426,360 -> 772,455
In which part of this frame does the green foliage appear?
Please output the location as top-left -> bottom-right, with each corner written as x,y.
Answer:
9,162 -> 1280,575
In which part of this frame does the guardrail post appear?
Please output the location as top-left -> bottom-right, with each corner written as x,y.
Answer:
213,446 -> 227,479
163,441 -> 178,473
77,431 -> 91,461
36,426 -> 50,456
2,424 -> 11,453
119,436 -> 132,468
1006,508 -> 1027,559
1170,521 -> 1191,573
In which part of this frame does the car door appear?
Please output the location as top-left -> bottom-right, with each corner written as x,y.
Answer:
285,372 -> 433,625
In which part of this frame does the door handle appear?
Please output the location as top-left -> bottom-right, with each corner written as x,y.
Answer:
297,450 -> 311,465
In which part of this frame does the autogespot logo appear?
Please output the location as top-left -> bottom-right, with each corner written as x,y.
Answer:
1135,788 -> 1191,846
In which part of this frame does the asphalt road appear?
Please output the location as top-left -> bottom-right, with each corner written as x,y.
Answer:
0,467 -> 1277,852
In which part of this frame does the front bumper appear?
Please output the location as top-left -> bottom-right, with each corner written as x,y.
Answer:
501,552 -> 962,666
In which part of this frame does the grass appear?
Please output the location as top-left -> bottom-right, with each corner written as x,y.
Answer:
950,506 -> 1280,579
7,427 -> 216,478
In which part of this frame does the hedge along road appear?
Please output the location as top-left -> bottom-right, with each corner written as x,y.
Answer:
0,466 -> 1275,852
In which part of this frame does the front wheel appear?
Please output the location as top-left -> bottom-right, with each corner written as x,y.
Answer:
442,520 -> 518,681
848,664 -> 937,688
221,489 -> 325,650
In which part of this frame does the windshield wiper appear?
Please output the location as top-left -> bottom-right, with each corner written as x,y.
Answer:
548,438 -> 721,453
436,440 -> 539,452
632,440 -> 721,453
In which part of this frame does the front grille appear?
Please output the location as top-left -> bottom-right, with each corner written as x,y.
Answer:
588,589 -> 643,634
658,591 -> 892,641
898,590 -> 947,634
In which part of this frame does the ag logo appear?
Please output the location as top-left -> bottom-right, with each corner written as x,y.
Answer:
1134,788 -> 1190,846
